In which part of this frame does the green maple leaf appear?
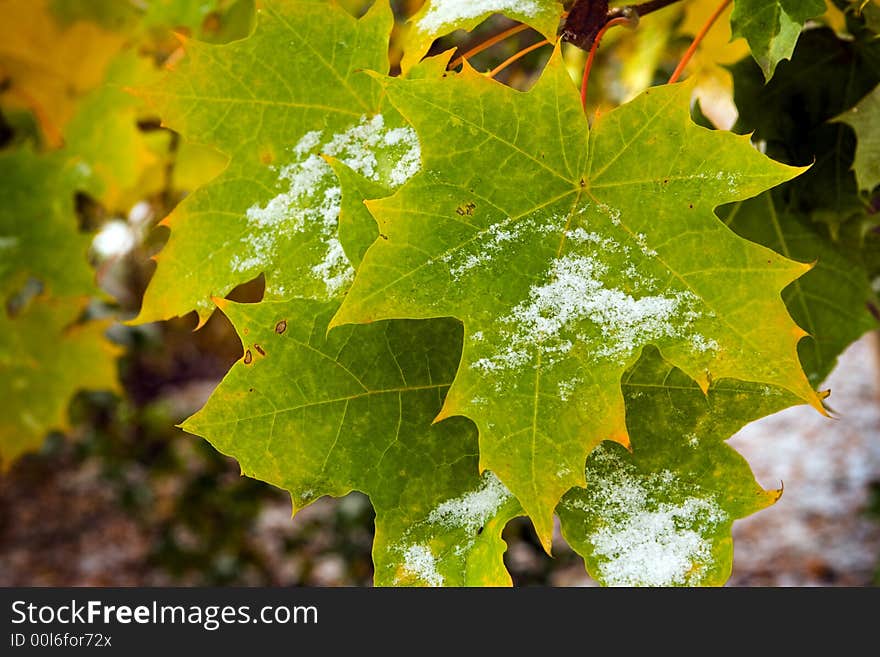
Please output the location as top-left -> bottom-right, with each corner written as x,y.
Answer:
184,298 -> 521,586
136,0 -> 422,324
0,296 -> 119,466
730,0 -> 825,80
332,50 -> 820,548
558,346 -> 791,587
833,84 -> 880,194
0,148 -> 120,466
400,0 -> 563,74
0,149 -> 95,298
721,192 -> 877,386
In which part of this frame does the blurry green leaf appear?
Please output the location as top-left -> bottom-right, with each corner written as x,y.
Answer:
0,149 -> 94,298
730,0 -> 825,79
0,297 -> 119,467
833,84 -> 880,194
732,27 -> 880,225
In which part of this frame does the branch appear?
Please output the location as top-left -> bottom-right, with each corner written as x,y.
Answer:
562,0 -> 687,50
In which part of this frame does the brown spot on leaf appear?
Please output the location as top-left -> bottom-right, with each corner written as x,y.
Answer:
254,344 -> 266,357
275,320 -> 287,334
243,349 -> 253,365
260,150 -> 274,165
455,201 -> 476,216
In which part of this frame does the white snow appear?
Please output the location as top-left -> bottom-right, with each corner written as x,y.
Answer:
566,445 -> 727,586
443,214 -> 556,280
401,544 -> 444,587
237,115 -> 421,298
392,471 -> 512,583
127,201 -> 153,228
472,253 -> 703,373
92,220 -> 136,258
426,471 -> 512,533
417,0 -> 543,33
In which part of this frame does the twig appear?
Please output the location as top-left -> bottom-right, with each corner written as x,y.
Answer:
448,23 -> 530,69
668,0 -> 731,83
487,39 -> 552,79
580,16 -> 637,110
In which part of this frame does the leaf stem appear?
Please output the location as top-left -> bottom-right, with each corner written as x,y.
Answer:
580,16 -> 636,111
612,0 -> 685,19
448,23 -> 530,69
668,0 -> 732,84
486,39 -> 552,79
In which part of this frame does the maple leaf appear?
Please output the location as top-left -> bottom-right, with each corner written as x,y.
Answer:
0,147 -> 122,466
833,84 -> 880,194
0,0 -> 128,145
400,0 -> 563,74
0,297 -> 119,467
332,49 -> 820,548
61,52 -> 163,210
184,298 -> 521,586
0,149 -> 95,298
730,0 -> 826,80
558,346 -> 790,587
136,0 -> 421,324
721,192 -> 877,386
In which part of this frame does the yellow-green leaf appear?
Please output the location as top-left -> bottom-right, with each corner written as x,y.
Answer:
333,49 -> 819,548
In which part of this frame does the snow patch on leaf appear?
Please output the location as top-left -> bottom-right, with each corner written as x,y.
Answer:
234,115 -> 421,298
401,544 -> 444,586
442,213 -> 557,280
417,0 -> 543,33
393,471 -> 513,584
426,471 -> 512,533
472,253 -> 703,373
566,445 -> 727,586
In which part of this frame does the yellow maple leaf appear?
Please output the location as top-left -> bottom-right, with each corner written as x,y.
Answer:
0,0 -> 127,145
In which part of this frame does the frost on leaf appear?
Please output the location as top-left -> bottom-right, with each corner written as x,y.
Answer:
401,545 -> 444,587
333,51 -> 817,548
562,445 -> 726,586
558,346 -> 789,587
392,471 -> 516,586
417,0 -> 544,33
234,115 -> 420,298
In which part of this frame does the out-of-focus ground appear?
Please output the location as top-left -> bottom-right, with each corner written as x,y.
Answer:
728,335 -> 880,586
1,334 -> 877,587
